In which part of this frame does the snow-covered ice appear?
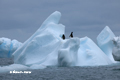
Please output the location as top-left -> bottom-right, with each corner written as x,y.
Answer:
0,37 -> 22,58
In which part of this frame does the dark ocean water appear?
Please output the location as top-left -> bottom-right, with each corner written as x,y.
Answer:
0,58 -> 120,80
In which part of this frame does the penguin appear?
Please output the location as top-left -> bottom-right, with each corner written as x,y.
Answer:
62,34 -> 65,40
69,32 -> 73,38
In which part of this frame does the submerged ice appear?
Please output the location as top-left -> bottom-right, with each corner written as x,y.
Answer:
0,11 -> 119,73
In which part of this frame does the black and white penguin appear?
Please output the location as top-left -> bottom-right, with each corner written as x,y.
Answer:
69,32 -> 73,38
62,34 -> 65,40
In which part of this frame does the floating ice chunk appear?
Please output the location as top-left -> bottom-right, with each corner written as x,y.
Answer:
58,38 -> 80,67
97,26 -> 115,62
30,64 -> 46,69
13,11 -> 65,65
0,64 -> 29,73
0,37 -> 22,58
77,37 -> 112,66
0,38 -> 11,58
112,37 -> 120,61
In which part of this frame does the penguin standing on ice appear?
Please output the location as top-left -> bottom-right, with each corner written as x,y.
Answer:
62,34 -> 65,40
69,32 -> 73,38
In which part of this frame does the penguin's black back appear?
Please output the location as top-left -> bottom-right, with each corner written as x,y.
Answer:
69,32 -> 73,38
62,34 -> 65,40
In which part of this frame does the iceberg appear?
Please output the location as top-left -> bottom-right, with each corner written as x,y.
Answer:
0,11 -> 119,73
97,26 -> 115,62
0,64 -> 29,73
77,37 -> 112,66
12,11 -> 114,68
0,37 -> 22,58
1,11 -> 119,73
13,11 -> 65,65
